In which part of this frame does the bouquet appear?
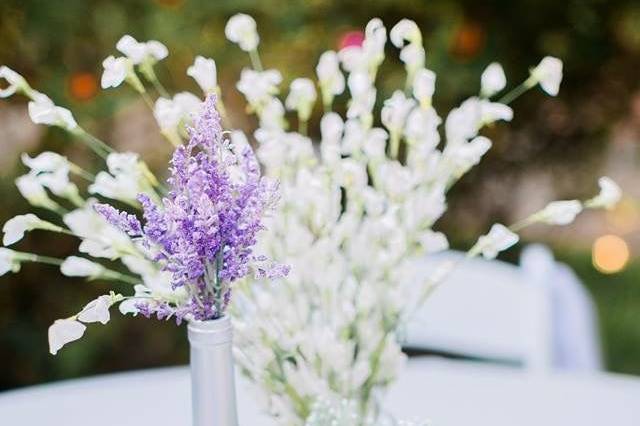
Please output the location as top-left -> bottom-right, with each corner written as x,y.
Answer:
0,14 -> 622,426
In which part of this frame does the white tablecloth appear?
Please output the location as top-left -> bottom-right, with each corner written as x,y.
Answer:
2,358 -> 639,425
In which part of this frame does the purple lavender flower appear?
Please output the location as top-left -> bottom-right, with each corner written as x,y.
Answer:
94,203 -> 142,237
96,95 -> 287,321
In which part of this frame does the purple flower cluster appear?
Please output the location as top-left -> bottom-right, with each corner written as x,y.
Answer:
96,95 -> 288,321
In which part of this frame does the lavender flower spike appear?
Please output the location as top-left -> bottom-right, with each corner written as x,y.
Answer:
96,95 -> 287,322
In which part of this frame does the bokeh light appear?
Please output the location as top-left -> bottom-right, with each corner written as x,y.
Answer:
68,72 -> 98,102
592,234 -> 630,274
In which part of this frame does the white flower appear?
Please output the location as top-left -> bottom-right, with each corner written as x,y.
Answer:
531,56 -> 563,96
15,174 -> 58,210
405,107 -> 441,148
225,14 -> 260,52
399,44 -> 425,73
390,19 -> 422,47
101,56 -> 130,89
285,78 -> 317,121
27,93 -> 78,130
346,72 -> 376,120
0,248 -> 20,276
60,256 -> 105,279
153,92 -> 202,134
2,214 -> 59,246
412,68 -> 436,107
339,19 -> 387,75
89,171 -> 139,205
237,69 -> 282,110
0,66 -> 28,98
116,35 -> 168,64
418,230 -> 449,254
48,319 -> 86,355
587,177 -> 622,210
259,98 -> 286,130
63,201 -> 134,259
381,90 -> 416,134
538,200 -> 582,225
316,51 -> 345,106
21,152 -> 67,173
445,136 -> 492,177
476,224 -> 519,259
481,62 -> 506,97
445,97 -> 512,143
21,152 -> 80,201
187,56 -> 217,94
77,295 -> 113,324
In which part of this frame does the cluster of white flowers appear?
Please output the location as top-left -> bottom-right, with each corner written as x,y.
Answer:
0,14 -> 622,426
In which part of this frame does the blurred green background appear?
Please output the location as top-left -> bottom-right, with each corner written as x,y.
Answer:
0,0 -> 639,390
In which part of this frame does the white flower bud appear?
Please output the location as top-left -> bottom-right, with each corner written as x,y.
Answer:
531,56 -> 563,96
0,248 -> 21,276
237,68 -> 282,110
27,93 -> 78,130
2,214 -> 60,246
481,62 -> 506,97
225,14 -> 260,52
316,51 -> 345,106
101,56 -> 130,89
412,68 -> 436,107
538,200 -> 582,225
390,19 -> 422,48
48,319 -> 86,355
587,176 -> 622,210
476,224 -> 519,259
116,35 -> 167,64
381,90 -> 416,134
15,174 -> 58,210
285,78 -> 317,121
187,56 -> 217,94
0,65 -> 29,98
77,295 -> 113,324
60,256 -> 105,279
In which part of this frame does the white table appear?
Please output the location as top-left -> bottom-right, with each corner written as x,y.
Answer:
2,357 -> 639,425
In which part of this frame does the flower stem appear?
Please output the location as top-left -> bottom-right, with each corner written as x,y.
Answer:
498,76 -> 536,105
73,128 -> 113,159
249,49 -> 264,72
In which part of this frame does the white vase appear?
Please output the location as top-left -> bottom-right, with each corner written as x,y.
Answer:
188,315 -> 239,426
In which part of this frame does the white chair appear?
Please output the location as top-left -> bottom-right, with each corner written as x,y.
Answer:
402,245 -> 602,372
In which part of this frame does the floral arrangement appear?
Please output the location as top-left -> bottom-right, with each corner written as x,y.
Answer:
0,14 -> 621,426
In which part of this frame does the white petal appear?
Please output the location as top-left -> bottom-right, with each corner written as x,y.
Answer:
390,19 -> 421,48
481,62 -> 506,97
477,224 -> 519,259
225,14 -> 259,51
60,256 -> 105,278
187,56 -> 217,94
539,200 -> 582,225
412,68 -> 436,105
2,214 -> 42,246
48,319 -> 86,355
0,65 -> 27,98
532,56 -> 563,96
77,295 -> 112,324
101,56 -> 128,89
588,176 -> 622,209
0,248 -> 20,276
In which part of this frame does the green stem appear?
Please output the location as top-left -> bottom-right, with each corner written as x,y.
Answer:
498,76 -> 536,105
299,118 -> 308,136
249,49 -> 264,72
141,91 -> 155,111
147,68 -> 170,98
74,128 -> 114,158
101,270 -> 140,285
